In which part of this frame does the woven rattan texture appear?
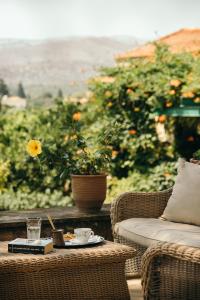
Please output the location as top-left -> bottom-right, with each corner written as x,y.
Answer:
142,242 -> 200,300
115,236 -> 146,277
110,189 -> 172,276
0,241 -> 135,300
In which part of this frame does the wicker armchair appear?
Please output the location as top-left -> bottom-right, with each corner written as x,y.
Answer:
110,188 -> 172,277
142,242 -> 200,300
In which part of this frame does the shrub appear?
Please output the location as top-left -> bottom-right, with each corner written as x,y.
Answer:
0,189 -> 72,211
107,161 -> 176,202
0,160 -> 10,192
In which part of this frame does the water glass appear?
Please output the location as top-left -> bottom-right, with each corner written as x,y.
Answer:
26,217 -> 41,241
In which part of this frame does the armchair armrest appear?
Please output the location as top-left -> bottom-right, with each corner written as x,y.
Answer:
142,242 -> 200,300
110,188 -> 172,229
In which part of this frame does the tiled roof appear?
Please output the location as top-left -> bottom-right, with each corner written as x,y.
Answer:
116,28 -> 200,60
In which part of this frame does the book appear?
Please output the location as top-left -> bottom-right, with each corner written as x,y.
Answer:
8,238 -> 53,255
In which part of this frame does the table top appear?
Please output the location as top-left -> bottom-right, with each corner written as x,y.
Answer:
0,241 -> 136,273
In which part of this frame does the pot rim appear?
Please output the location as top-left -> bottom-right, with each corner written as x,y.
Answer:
71,174 -> 107,178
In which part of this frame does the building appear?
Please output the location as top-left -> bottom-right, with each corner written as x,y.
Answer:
116,28 -> 200,61
1,95 -> 26,109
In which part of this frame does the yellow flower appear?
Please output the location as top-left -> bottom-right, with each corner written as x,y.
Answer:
107,102 -> 113,107
26,140 -> 42,157
72,112 -> 81,121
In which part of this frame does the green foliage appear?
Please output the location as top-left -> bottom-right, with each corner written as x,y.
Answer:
1,45 -> 200,210
0,189 -> 72,210
0,100 -> 84,193
0,78 -> 9,97
193,148 -> 200,160
107,161 -> 176,202
89,45 -> 200,174
0,160 -> 10,192
36,117 -> 119,177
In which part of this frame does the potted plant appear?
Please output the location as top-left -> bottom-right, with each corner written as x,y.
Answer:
26,119 -> 118,212
61,130 -> 113,212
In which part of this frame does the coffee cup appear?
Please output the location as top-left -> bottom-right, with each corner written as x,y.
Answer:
74,228 -> 94,243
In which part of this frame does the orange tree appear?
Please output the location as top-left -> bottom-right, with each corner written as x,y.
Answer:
89,45 -> 200,177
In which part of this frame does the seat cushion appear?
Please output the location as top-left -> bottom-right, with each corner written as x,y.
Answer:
161,158 -> 200,226
115,218 -> 200,248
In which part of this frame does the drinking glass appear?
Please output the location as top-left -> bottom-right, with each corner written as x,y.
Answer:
26,217 -> 41,241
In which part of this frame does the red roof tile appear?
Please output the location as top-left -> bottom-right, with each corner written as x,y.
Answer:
117,28 -> 200,60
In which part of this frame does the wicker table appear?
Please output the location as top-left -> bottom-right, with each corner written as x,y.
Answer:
0,241 -> 135,300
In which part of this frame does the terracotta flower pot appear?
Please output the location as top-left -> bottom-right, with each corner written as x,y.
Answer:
71,174 -> 107,212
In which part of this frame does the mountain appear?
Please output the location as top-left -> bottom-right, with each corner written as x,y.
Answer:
0,36 -> 144,98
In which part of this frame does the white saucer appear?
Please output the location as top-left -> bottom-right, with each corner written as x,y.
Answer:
64,235 -> 104,247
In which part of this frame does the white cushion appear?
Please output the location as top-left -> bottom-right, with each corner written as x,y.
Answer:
115,218 -> 200,248
161,158 -> 200,226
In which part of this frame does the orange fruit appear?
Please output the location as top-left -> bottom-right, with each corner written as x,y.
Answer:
164,172 -> 170,177
168,90 -> 176,95
129,129 -> 137,135
158,115 -> 166,123
72,112 -> 81,121
165,102 -> 173,108
112,150 -> 118,159
127,88 -> 133,94
186,136 -> 194,142
194,97 -> 200,103
182,91 -> 195,98
170,79 -> 181,87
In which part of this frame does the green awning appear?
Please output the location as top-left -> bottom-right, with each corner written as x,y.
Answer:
155,106 -> 200,117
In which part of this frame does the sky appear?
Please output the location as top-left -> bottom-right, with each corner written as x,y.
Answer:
0,0 -> 199,40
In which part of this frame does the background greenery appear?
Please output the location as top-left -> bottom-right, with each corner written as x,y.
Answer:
1,45 -> 200,210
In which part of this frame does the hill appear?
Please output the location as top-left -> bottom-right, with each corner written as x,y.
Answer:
0,36 -> 143,99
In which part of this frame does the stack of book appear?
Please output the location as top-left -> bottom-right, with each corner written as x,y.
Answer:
8,238 -> 53,255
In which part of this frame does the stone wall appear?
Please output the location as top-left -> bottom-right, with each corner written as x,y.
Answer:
0,205 -> 113,241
